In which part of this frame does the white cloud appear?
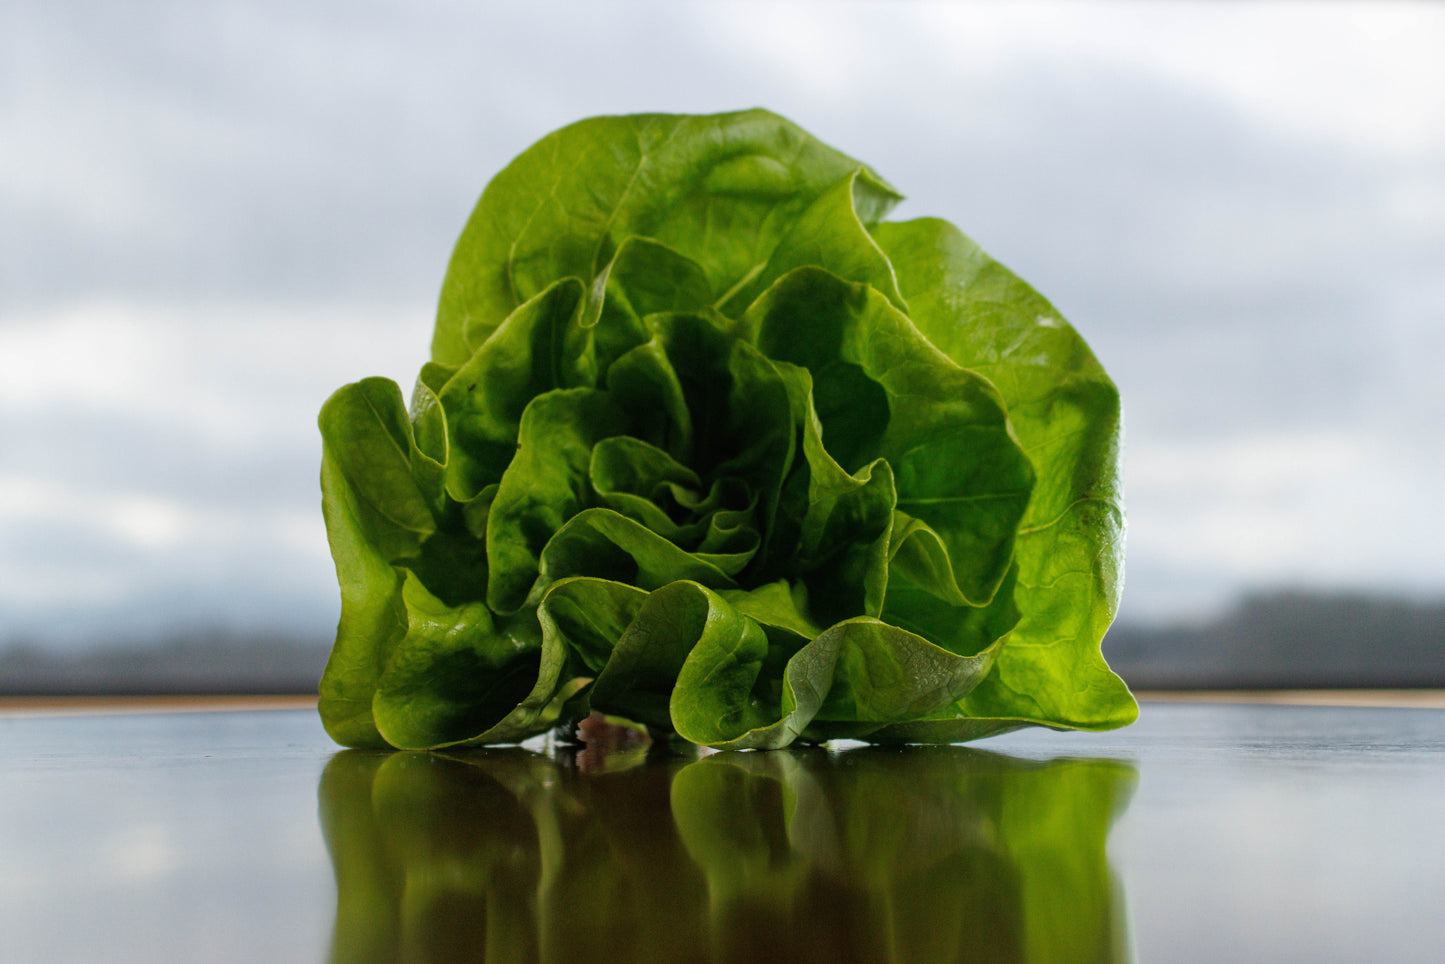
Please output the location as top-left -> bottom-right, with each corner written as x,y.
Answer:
1127,432 -> 1364,498
0,471 -> 328,610
916,2 -> 1445,157
0,299 -> 431,447
0,473 -> 325,558
0,300 -> 386,633
698,2 -> 1445,157
0,477 -> 188,549
1125,430 -> 1445,593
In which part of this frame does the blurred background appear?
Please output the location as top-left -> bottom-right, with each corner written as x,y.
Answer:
3,0 -> 1442,693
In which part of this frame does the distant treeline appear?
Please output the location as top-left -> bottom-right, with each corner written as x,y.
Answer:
2,590 -> 1443,694
1107,590 -> 1445,688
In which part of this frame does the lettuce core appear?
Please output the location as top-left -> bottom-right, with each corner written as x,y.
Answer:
317,109 -> 1135,750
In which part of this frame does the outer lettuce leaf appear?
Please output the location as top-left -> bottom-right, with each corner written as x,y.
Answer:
372,574 -> 539,748
317,108 -> 1135,749
318,379 -> 428,747
872,218 -> 1135,735
434,109 -> 899,366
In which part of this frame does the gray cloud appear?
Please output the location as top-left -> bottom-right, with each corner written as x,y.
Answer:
1,0 -> 739,307
2,409 -> 319,510
1,517 -> 337,647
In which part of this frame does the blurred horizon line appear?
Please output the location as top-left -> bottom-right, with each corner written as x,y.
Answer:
3,585 -> 1442,695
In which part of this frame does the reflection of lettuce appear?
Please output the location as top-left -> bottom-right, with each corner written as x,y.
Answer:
318,109 -> 1135,750
319,747 -> 1136,964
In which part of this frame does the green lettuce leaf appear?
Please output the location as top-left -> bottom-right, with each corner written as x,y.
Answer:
317,108 -> 1134,749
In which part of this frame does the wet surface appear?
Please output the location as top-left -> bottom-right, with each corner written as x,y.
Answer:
1,703 -> 1442,962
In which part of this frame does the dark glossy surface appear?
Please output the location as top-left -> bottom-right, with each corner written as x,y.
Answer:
2,703 -> 1442,962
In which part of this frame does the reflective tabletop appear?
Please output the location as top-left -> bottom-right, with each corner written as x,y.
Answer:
2,702 -> 1442,963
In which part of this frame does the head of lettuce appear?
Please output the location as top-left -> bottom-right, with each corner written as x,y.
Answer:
317,109 -> 1136,750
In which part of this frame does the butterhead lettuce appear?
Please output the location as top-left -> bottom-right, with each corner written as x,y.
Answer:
317,109 -> 1135,750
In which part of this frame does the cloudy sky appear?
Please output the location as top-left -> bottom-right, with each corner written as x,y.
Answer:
3,0 -> 1443,648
